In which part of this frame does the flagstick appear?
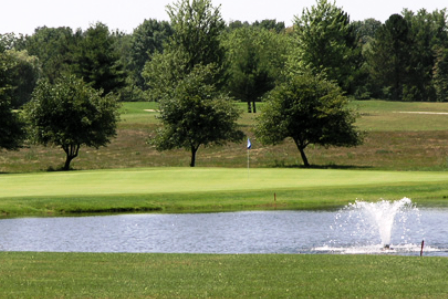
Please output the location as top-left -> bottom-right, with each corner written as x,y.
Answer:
247,148 -> 250,179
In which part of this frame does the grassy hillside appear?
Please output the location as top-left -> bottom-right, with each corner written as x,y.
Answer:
3,100 -> 448,172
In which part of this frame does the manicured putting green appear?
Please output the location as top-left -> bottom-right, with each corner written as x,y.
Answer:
2,167 -> 448,199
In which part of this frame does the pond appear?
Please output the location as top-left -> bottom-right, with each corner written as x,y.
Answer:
1,202 -> 447,256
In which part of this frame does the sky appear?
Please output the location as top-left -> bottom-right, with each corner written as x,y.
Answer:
1,0 -> 447,35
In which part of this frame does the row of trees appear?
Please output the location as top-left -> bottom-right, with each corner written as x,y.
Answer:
1,0 -> 365,169
2,0 -> 447,168
2,0 -> 447,107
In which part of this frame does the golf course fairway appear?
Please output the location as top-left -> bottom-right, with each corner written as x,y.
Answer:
1,167 -> 448,215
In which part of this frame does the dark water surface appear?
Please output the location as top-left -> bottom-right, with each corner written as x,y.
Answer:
0,210 -> 447,255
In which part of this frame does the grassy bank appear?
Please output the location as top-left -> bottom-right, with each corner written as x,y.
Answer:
0,252 -> 447,298
1,167 -> 448,216
3,100 -> 448,172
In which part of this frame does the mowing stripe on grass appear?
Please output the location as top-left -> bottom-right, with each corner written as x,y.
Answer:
1,167 -> 448,199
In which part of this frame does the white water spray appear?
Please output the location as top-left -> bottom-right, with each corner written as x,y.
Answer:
325,197 -> 422,253
348,197 -> 414,248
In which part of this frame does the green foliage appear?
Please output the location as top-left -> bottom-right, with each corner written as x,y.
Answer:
152,65 -> 244,167
143,0 -> 227,100
293,0 -> 362,94
402,9 -> 448,101
251,19 -> 286,33
166,0 -> 226,78
0,49 -> 27,151
25,75 -> 120,170
367,14 -> 411,101
130,19 -> 173,89
433,47 -> 448,101
351,18 -> 382,45
223,27 -> 289,113
0,99 -> 26,152
0,49 -> 42,107
366,9 -> 448,101
71,23 -> 126,96
255,73 -> 363,167
21,26 -> 76,83
142,49 -> 189,100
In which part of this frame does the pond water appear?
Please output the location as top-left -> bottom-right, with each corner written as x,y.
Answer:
1,206 -> 447,256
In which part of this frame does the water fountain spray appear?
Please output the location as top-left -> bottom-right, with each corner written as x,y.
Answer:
349,197 -> 414,249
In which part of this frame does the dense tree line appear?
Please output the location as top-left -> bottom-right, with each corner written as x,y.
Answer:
0,1 -> 447,105
1,0 -> 447,168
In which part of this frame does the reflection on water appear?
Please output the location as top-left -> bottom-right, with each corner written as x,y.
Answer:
0,210 -> 447,256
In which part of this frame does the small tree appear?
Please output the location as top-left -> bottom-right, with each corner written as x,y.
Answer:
255,73 -> 363,167
153,64 -> 244,167
25,76 -> 120,170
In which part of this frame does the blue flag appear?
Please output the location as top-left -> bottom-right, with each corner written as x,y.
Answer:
247,138 -> 251,149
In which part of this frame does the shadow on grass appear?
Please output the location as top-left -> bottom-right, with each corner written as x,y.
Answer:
269,162 -> 373,170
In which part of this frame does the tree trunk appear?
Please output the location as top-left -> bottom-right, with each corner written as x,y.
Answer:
252,101 -> 257,113
63,155 -> 76,171
293,138 -> 310,167
247,100 -> 252,113
298,147 -> 310,168
190,146 -> 199,167
62,144 -> 80,171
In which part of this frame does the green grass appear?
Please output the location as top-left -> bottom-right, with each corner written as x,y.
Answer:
1,252 -> 447,298
2,167 -> 448,216
354,100 -> 448,131
4,100 -> 448,172
2,101 -> 448,298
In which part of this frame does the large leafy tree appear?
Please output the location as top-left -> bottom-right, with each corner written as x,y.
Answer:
165,0 -> 226,78
71,23 -> 126,96
2,50 -> 41,107
293,0 -> 362,94
255,73 -> 363,167
0,49 -> 27,152
224,27 -> 288,113
144,0 -> 227,94
366,14 -> 411,101
25,76 -> 120,170
20,26 -> 76,83
153,64 -> 244,167
403,9 -> 448,101
130,19 -> 173,89
145,0 -> 243,166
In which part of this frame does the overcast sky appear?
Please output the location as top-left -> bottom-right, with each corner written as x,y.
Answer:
1,0 -> 447,35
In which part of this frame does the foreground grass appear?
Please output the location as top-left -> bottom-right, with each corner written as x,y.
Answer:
1,167 -> 448,216
0,252 -> 447,298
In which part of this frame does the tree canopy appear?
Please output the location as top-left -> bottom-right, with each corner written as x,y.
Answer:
71,23 -> 126,96
166,0 -> 226,73
153,65 -> 244,167
223,26 -> 288,113
293,0 -> 362,94
129,19 -> 173,90
255,73 -> 363,167
0,48 -> 27,152
25,76 -> 120,170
